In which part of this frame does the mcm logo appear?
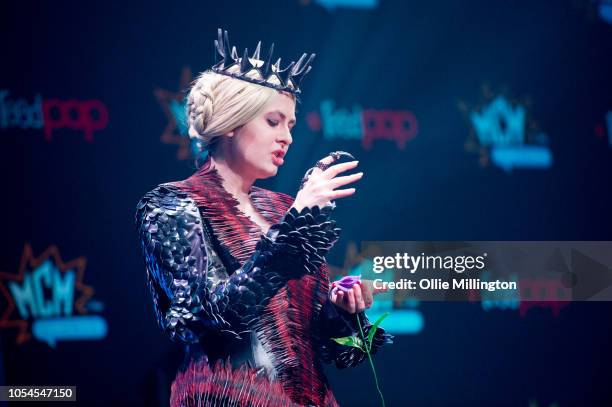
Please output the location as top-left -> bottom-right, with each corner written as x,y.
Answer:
460,86 -> 552,172
0,244 -> 107,347
470,96 -> 526,147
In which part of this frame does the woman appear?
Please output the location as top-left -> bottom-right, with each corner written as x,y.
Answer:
136,29 -> 392,407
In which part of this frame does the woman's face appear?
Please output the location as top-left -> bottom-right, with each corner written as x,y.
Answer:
227,91 -> 296,180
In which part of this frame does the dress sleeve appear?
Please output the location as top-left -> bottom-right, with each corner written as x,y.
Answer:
317,295 -> 394,369
135,184 -> 341,344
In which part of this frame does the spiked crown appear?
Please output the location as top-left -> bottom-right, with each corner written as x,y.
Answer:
211,28 -> 315,96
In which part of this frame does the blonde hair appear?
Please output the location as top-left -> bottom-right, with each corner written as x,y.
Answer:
186,60 -> 295,152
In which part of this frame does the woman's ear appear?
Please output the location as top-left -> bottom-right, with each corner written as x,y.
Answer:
226,125 -> 243,138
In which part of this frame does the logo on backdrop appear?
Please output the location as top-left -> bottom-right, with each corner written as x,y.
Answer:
0,244 -> 108,347
0,90 -> 109,142
460,86 -> 552,172
299,0 -> 379,11
154,66 -> 199,160
306,99 -> 419,150
466,249 -> 577,318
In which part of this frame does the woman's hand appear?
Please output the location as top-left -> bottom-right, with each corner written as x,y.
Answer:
330,279 -> 388,314
292,154 -> 363,212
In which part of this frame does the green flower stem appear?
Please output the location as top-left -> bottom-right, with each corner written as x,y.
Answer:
356,314 -> 386,407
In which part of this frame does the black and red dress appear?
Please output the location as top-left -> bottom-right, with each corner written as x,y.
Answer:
135,157 -> 392,406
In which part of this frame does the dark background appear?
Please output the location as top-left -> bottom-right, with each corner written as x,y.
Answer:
1,0 -> 611,405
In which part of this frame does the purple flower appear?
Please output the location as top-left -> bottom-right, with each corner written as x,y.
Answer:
331,275 -> 361,294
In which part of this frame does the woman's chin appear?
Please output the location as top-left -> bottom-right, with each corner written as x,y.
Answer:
266,166 -> 279,177
257,164 -> 278,179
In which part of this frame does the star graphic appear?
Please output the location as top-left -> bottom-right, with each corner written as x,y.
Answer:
154,66 -> 193,160
0,243 -> 93,344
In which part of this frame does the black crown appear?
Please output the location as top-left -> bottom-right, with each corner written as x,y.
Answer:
211,28 -> 315,96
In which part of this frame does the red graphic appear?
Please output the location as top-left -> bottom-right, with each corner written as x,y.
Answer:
306,111 -> 322,132
0,243 -> 93,344
518,278 -> 570,317
362,109 -> 418,150
42,99 -> 109,142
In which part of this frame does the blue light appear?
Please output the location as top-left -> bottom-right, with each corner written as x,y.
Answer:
366,309 -> 424,335
470,96 -> 525,146
32,315 -> 108,348
315,0 -> 378,11
8,260 -> 75,319
480,272 -> 520,311
599,1 -> 612,25
606,111 -> 612,147
169,99 -> 188,136
320,100 -> 363,140
491,145 -> 553,172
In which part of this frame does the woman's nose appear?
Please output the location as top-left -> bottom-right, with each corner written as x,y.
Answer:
279,129 -> 293,146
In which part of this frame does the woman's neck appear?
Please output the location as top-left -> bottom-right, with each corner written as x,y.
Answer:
207,153 -> 273,234
209,155 -> 254,201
